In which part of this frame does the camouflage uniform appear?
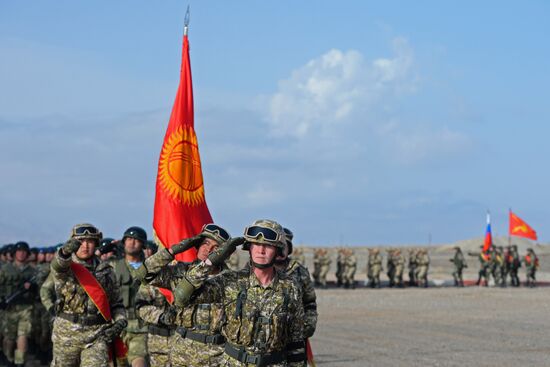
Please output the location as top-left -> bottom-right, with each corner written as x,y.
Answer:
111,257 -> 149,364
367,249 -> 383,288
450,247 -> 467,287
469,248 -> 492,286
311,250 -> 321,286
393,250 -> 406,288
135,283 -> 174,367
177,264 -> 305,367
335,249 -> 344,287
342,250 -> 357,289
0,259 -> 37,365
290,248 -> 305,267
140,247 -> 228,367
523,249 -> 538,287
317,249 -> 331,288
32,259 -> 52,363
386,250 -> 396,287
50,249 -> 126,366
492,247 -> 505,287
508,246 -> 521,287
408,249 -> 418,286
415,249 -> 430,288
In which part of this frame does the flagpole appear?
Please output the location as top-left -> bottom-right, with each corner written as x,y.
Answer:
184,5 -> 190,36
508,208 -> 512,247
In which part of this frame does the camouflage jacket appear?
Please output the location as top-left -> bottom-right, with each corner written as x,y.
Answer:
451,252 -> 467,268
178,263 -> 305,361
417,254 -> 430,267
141,247 -> 227,335
0,261 -> 37,305
368,253 -> 383,267
345,254 -> 357,269
135,282 -> 174,327
51,251 -> 126,322
40,272 -> 56,312
284,259 -> 317,338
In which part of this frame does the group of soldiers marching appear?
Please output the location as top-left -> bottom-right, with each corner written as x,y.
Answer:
458,245 -> 540,288
307,247 -> 431,289
0,219 -> 317,367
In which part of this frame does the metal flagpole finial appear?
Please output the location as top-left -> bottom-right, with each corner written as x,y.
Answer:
184,5 -> 190,36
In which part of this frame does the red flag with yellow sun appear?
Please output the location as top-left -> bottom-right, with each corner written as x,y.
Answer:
153,24 -> 213,262
509,210 -> 537,241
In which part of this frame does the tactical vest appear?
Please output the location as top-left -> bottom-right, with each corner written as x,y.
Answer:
1,263 -> 36,305
223,274 -> 292,353
113,259 -> 141,319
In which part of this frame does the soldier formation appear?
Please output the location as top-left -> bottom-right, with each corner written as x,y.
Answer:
0,219 -> 316,366
0,230 -> 542,366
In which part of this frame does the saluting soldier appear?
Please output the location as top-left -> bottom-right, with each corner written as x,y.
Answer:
136,223 -> 231,366
50,223 -> 127,366
173,219 -> 305,367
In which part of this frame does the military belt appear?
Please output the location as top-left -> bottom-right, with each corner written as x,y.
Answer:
148,324 -> 174,337
176,327 -> 225,345
224,342 -> 286,367
286,340 -> 306,350
58,312 -> 107,326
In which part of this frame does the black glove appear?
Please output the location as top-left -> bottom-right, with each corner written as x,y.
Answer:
208,237 -> 246,266
62,239 -> 82,256
171,235 -> 204,255
103,319 -> 128,343
158,307 -> 176,326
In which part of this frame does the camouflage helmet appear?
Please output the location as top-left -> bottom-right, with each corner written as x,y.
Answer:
71,223 -> 102,242
14,241 -> 30,253
200,224 -> 231,246
242,219 -> 285,252
122,226 -> 147,243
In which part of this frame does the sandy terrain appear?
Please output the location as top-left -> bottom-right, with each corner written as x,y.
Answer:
311,287 -> 550,366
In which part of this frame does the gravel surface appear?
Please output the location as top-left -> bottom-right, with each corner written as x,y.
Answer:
311,287 -> 550,366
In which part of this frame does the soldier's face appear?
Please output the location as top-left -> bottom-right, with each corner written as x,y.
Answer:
37,252 -> 46,263
15,250 -> 28,262
250,243 -> 277,266
197,238 -> 219,261
76,239 -> 97,260
45,253 -> 54,262
124,237 -> 143,256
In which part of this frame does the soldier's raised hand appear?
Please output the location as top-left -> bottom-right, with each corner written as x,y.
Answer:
171,235 -> 204,255
62,239 -> 81,256
207,236 -> 245,266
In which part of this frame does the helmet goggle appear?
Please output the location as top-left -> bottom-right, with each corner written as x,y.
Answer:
202,224 -> 230,242
244,225 -> 281,243
73,225 -> 100,237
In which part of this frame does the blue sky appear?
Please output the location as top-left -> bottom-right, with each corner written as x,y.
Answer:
1,1 -> 549,246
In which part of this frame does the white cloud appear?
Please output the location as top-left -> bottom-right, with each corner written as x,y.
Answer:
266,37 -> 416,138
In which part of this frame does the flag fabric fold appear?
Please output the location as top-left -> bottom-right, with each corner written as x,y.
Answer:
482,212 -> 492,252
153,32 -> 213,262
509,210 -> 537,240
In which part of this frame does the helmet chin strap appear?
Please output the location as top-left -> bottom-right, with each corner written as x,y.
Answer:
251,256 -> 276,269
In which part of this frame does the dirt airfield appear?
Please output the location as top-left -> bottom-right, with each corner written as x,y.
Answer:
311,287 -> 550,366
303,238 -> 550,366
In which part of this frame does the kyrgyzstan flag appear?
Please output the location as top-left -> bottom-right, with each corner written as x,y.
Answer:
153,26 -> 213,262
482,211 -> 492,252
509,210 -> 537,240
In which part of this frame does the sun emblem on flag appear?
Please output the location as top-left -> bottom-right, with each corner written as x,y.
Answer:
158,125 -> 205,206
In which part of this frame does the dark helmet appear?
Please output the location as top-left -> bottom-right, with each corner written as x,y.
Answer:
145,240 -> 158,254
283,227 -> 294,255
38,247 -> 47,255
122,226 -> 147,243
30,247 -> 39,255
98,237 -> 117,255
14,241 -> 30,253
5,244 -> 15,255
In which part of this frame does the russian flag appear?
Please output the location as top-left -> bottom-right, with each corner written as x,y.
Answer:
482,211 -> 492,252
